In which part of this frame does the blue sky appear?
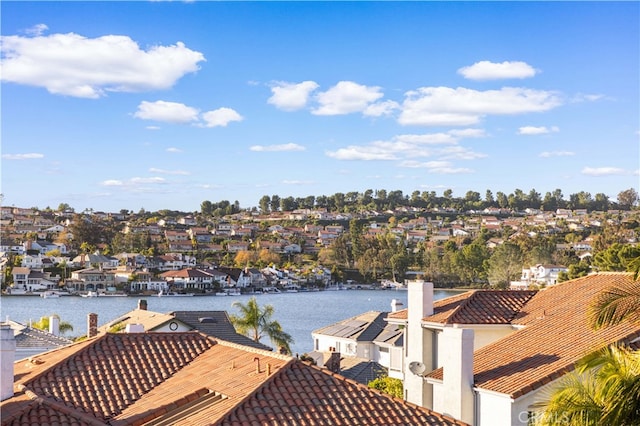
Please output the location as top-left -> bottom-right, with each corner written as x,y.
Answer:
2,1 -> 638,213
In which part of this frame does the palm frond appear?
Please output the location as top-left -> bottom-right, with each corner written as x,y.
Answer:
588,282 -> 640,330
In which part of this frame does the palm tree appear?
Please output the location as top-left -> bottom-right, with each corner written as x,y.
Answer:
588,273 -> 640,330
230,297 -> 293,354
31,314 -> 74,335
533,345 -> 640,425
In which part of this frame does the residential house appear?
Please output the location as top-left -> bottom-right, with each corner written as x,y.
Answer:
511,264 -> 568,289
70,252 -> 118,269
226,241 -> 249,253
391,274 -> 640,425
9,268 -> 58,293
4,319 -> 73,361
98,301 -> 271,351
311,300 -> 405,384
160,268 -> 216,292
68,268 -> 116,292
0,324 -> 467,426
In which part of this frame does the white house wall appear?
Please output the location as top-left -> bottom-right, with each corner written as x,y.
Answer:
476,390 -> 514,426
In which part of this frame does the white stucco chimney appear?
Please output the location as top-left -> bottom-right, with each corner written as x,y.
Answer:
390,298 -> 403,312
49,315 -> 60,336
1,324 -> 16,401
440,326 -> 474,424
405,280 -> 435,407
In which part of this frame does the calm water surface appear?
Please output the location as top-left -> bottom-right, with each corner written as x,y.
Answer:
1,289 -> 458,355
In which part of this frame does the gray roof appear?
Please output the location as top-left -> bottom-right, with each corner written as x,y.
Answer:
312,311 -> 390,342
7,320 -> 73,349
169,310 -> 272,351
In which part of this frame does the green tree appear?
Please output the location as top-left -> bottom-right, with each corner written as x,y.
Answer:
230,297 -> 293,354
533,345 -> 640,426
486,242 -> 524,288
368,375 -> 403,398
31,314 -> 74,336
617,188 -> 639,209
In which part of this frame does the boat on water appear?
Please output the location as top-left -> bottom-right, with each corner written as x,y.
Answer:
157,290 -> 194,297
380,279 -> 407,290
40,291 -> 61,299
262,287 -> 281,294
81,291 -> 98,298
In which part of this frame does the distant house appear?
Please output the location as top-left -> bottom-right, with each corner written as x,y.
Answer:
511,264 -> 568,289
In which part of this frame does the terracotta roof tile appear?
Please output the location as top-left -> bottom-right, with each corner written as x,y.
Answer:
427,272 -> 640,399
2,332 -> 468,426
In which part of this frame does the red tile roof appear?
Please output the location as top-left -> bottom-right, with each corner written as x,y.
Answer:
427,272 -> 640,399
2,332 -> 468,426
386,289 -> 537,325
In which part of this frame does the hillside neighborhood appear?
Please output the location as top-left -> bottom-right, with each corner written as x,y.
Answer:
1,199 -> 639,296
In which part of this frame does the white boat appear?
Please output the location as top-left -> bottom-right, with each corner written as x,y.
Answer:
40,291 -> 60,298
157,290 -> 194,297
262,287 -> 281,294
81,291 -> 98,298
215,292 -> 228,296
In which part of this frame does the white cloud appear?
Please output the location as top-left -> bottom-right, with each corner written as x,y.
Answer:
250,143 -> 305,152
1,153 -> 44,160
571,93 -> 605,103
1,32 -> 204,98
447,128 -> 487,138
399,86 -> 562,126
146,126 -> 161,130
130,177 -> 166,184
539,151 -> 575,158
166,147 -> 182,153
438,145 -> 488,160
25,24 -> 48,36
313,81 -> 384,115
458,60 -> 537,80
518,125 -> 559,135
149,167 -> 190,175
268,81 -> 319,111
399,160 -> 474,174
101,180 -> 124,186
134,101 -> 199,124
363,100 -> 400,117
581,167 -> 626,176
201,107 -> 243,127
326,145 -> 399,161
394,133 -> 458,145
325,132 -> 486,163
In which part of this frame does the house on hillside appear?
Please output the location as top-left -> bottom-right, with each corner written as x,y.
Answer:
0,324 -> 467,426
389,273 -> 640,425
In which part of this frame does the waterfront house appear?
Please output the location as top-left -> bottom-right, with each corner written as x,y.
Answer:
9,268 -> 58,293
160,268 -> 216,292
392,273 -> 640,425
0,324 -> 467,426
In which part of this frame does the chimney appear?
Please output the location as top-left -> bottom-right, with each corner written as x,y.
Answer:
49,315 -> 60,336
1,324 -> 16,401
390,298 -> 403,313
440,327 -> 474,424
405,280 -> 435,407
324,348 -> 341,374
138,299 -> 147,311
87,313 -> 98,338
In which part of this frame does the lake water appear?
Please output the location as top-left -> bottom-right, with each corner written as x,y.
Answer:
0,289 -> 459,355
